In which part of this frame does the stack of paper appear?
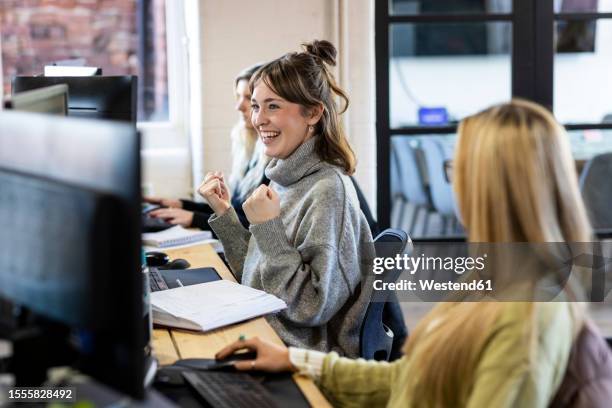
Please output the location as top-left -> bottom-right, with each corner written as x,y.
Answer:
142,225 -> 213,248
150,280 -> 287,332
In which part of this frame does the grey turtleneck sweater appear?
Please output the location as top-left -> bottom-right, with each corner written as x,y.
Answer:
208,136 -> 373,357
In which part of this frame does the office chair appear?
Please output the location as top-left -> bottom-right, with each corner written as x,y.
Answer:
360,228 -> 411,361
391,138 -> 433,236
580,152 -> 612,230
420,137 -> 460,236
350,176 -> 380,236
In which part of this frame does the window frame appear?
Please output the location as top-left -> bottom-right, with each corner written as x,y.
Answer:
137,0 -> 191,150
376,0 -> 612,229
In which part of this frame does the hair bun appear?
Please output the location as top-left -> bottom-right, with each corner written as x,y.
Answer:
303,40 -> 337,66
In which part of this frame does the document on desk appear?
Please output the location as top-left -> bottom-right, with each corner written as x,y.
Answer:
142,225 -> 213,248
150,280 -> 287,332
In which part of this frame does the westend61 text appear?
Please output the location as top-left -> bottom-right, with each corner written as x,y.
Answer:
373,279 -> 493,292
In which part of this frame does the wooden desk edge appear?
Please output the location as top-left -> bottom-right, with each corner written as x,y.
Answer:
153,242 -> 332,407
293,374 -> 331,408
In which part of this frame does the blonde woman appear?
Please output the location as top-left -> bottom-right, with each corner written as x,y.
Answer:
215,100 -> 596,406
146,63 -> 270,229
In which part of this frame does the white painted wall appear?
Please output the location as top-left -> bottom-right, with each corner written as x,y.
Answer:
340,0 -> 377,213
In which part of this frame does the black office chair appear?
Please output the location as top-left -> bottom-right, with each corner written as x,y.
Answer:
580,152 -> 612,230
350,176 -> 380,236
360,228 -> 411,361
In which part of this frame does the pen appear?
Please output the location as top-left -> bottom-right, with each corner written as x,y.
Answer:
176,279 -> 184,287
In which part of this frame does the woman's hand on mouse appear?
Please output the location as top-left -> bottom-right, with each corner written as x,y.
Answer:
215,336 -> 295,373
198,172 -> 231,216
149,208 -> 194,227
242,185 -> 280,225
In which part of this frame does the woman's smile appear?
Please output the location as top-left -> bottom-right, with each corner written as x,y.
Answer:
259,129 -> 281,145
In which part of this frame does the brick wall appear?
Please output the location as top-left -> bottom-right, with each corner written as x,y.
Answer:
0,0 -> 141,104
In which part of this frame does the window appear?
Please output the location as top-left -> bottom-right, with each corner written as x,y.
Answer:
0,0 -> 168,122
553,4 -> 612,124
378,0 -> 513,238
378,0 -> 612,239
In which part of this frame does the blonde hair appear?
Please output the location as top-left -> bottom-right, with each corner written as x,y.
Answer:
228,124 -> 269,199
249,40 -> 356,174
228,64 -> 270,198
454,99 -> 592,243
402,99 -> 592,407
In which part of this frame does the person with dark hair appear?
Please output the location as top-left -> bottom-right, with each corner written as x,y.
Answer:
199,40 -> 372,357
145,63 -> 270,230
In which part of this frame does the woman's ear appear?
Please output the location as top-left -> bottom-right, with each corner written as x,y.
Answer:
306,103 -> 324,126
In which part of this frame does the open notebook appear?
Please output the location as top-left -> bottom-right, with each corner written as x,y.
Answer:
150,280 -> 287,332
142,225 -> 213,248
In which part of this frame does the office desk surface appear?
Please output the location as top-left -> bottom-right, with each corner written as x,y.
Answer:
152,243 -> 331,408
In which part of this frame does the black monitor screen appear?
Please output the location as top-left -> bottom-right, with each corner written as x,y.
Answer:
0,170 -> 107,327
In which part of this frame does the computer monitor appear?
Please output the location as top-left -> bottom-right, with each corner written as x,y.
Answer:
0,111 -> 144,398
12,76 -> 137,123
4,84 -> 68,115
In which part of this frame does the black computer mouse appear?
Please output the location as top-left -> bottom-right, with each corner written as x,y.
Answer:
175,352 -> 257,371
155,366 -> 187,386
146,251 -> 169,267
160,258 -> 191,270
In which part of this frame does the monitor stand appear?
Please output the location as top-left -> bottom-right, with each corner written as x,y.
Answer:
144,355 -> 158,389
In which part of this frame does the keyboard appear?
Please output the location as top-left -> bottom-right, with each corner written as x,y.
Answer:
182,371 -> 279,408
149,267 -> 169,292
142,214 -> 173,232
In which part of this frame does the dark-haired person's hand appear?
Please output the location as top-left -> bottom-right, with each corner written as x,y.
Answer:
215,336 -> 295,373
149,208 -> 194,227
144,196 -> 183,209
198,171 -> 231,216
242,185 -> 280,224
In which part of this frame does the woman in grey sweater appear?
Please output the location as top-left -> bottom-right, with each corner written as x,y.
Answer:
198,40 -> 372,357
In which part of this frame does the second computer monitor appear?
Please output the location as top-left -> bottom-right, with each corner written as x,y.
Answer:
4,84 -> 68,116
12,75 -> 137,123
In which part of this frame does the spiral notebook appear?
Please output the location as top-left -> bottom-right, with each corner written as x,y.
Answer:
142,225 -> 213,248
151,280 -> 287,332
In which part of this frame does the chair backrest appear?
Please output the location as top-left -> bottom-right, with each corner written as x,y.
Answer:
420,137 -> 456,216
580,152 -> 612,230
390,142 -> 402,199
391,138 -> 431,207
350,176 -> 380,237
360,228 -> 411,361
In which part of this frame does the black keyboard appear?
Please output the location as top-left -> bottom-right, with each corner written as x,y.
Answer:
142,214 -> 173,232
149,267 -> 169,292
182,371 -> 279,408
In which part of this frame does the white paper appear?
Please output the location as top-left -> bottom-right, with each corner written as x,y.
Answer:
150,280 -> 287,332
142,225 -> 213,248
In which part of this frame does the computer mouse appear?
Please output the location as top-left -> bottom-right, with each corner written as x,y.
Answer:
146,251 -> 169,267
160,258 -> 191,270
175,352 -> 257,371
155,366 -> 187,386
